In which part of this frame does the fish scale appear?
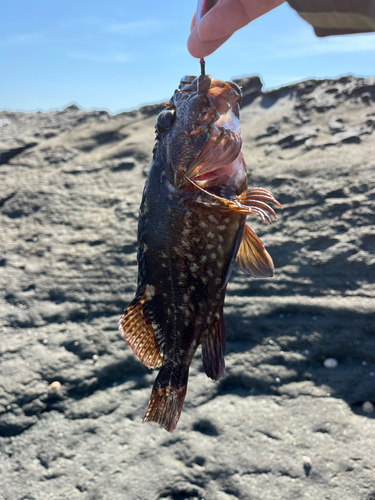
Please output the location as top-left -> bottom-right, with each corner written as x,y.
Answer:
119,73 -> 281,432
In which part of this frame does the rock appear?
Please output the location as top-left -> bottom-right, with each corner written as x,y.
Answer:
324,358 -> 338,369
48,381 -> 62,395
0,140 -> 38,165
362,401 -> 374,414
233,75 -> 263,106
302,456 -> 312,476
329,118 -> 346,133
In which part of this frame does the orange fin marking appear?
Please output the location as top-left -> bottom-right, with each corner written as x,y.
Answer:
202,312 -> 226,381
118,290 -> 163,369
187,178 -> 281,225
236,224 -> 274,278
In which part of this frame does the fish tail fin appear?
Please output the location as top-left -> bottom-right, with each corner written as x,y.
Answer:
143,365 -> 188,433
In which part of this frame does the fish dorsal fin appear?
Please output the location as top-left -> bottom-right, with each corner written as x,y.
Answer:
201,311 -> 226,381
119,289 -> 163,369
236,224 -> 274,278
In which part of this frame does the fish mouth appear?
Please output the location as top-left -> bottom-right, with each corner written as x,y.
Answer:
184,78 -> 243,187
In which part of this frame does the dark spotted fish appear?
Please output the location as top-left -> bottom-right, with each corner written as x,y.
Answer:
118,74 -> 281,432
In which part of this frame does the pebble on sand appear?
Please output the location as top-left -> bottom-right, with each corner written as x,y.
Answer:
48,381 -> 62,394
362,401 -> 374,414
303,456 -> 312,476
324,358 -> 338,369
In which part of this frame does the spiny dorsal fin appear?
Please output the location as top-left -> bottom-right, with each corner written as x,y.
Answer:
119,288 -> 163,369
201,312 -> 225,381
236,224 -> 274,278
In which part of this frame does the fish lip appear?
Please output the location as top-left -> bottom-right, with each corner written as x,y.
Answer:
178,74 -> 212,95
197,74 -> 211,95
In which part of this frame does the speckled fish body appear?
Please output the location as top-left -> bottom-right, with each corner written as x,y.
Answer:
119,74 -> 281,432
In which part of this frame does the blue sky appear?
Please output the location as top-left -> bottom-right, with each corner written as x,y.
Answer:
1,0 -> 374,113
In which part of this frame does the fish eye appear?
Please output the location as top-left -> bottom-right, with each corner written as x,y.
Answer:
156,109 -> 176,133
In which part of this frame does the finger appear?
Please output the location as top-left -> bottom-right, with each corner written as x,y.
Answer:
187,0 -> 285,58
190,13 -> 196,33
198,0 -> 285,41
187,28 -> 231,58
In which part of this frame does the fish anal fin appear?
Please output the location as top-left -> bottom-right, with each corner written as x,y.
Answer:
143,367 -> 188,433
202,312 -> 225,381
119,290 -> 163,369
237,224 -> 274,278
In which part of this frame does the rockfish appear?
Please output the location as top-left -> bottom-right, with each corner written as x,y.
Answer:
119,74 -> 281,432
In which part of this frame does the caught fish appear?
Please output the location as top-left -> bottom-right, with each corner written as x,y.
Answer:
119,74 -> 281,432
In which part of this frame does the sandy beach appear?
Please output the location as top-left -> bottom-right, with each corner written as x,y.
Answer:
0,74 -> 374,500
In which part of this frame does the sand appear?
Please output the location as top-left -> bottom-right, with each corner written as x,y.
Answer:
0,74 -> 374,500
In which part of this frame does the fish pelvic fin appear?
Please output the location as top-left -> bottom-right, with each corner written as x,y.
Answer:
202,311 -> 225,380
143,366 -> 188,433
119,289 -> 163,369
237,224 -> 274,278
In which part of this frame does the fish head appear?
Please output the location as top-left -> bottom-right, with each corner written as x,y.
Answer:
154,75 -> 243,189
154,74 -> 217,187
184,78 -> 246,194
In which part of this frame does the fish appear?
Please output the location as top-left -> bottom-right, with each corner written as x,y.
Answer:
118,74 -> 281,432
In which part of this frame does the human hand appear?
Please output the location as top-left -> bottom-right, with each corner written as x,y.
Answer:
187,0 -> 285,58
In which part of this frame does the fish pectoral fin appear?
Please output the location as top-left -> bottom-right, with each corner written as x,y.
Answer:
186,179 -> 281,225
118,290 -> 163,369
236,224 -> 274,278
227,187 -> 282,224
202,312 -> 225,381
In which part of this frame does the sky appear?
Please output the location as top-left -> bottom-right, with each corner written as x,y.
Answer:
1,0 -> 374,114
